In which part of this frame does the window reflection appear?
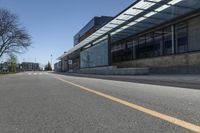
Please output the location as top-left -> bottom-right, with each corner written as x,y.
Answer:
175,22 -> 188,53
163,27 -> 172,55
111,22 -> 189,63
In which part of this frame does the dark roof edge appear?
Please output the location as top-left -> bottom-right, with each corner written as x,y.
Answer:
113,0 -> 141,19
74,0 -> 140,38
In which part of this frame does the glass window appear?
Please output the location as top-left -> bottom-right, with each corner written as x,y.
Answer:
111,23 -> 189,63
133,39 -> 138,59
175,22 -> 188,53
127,41 -> 133,48
163,27 -> 172,55
136,34 -> 156,59
188,17 -> 200,51
111,42 -> 132,63
154,30 -> 163,56
136,36 -> 146,59
111,44 -> 117,53
139,36 -> 146,46
145,33 -> 154,57
125,41 -> 133,60
111,43 -> 120,63
82,40 -> 109,68
146,32 -> 154,45
114,42 -> 132,62
121,42 -> 127,61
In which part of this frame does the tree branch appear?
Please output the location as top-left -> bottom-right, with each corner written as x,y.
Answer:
0,8 -> 31,58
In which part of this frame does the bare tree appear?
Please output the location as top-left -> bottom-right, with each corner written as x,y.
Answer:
0,8 -> 31,58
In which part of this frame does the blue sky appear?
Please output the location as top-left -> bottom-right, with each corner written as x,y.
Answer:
0,0 -> 133,66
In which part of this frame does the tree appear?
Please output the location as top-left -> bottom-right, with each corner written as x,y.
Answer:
0,8 -> 31,58
7,54 -> 17,72
45,62 -> 52,71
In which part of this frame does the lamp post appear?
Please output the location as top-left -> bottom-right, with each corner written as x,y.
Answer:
50,54 -> 53,70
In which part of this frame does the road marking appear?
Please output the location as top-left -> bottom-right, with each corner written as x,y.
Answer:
27,72 -> 44,75
55,76 -> 200,133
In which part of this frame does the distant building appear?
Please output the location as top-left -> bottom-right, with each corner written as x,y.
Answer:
16,63 -> 22,72
21,62 -> 40,71
0,62 -> 20,72
0,62 -> 10,72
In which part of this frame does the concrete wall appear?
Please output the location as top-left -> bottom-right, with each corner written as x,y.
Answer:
79,67 -> 149,75
113,52 -> 200,74
114,52 -> 200,67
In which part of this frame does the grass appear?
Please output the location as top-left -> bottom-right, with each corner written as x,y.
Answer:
0,72 -> 17,75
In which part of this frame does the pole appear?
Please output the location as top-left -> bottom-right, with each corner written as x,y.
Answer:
50,54 -> 53,71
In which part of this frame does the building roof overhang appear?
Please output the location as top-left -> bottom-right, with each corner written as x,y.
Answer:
57,52 -> 68,60
58,0 -> 200,59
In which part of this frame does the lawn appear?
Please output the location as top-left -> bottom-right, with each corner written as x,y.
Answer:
0,72 -> 16,75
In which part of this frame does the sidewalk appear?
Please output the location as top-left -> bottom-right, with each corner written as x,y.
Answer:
55,72 -> 200,89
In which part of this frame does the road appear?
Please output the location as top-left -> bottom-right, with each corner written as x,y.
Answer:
0,72 -> 200,133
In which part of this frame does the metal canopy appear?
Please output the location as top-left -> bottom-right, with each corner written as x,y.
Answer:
59,0 -> 200,59
57,52 -> 68,60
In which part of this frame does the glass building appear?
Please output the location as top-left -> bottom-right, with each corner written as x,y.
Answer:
74,16 -> 113,46
57,0 -> 200,74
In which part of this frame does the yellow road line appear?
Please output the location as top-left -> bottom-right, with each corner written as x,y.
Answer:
55,76 -> 200,133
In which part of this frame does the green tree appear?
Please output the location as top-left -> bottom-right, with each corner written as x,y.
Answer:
45,62 -> 52,71
7,55 -> 17,72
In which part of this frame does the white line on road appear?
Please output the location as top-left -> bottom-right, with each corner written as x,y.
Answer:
27,72 -> 44,75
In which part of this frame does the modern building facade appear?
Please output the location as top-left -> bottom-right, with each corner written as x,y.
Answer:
56,52 -> 69,72
74,16 -> 113,46
57,0 -> 200,74
54,61 -> 61,72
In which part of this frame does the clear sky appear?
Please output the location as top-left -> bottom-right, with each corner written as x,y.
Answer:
0,0 -> 133,66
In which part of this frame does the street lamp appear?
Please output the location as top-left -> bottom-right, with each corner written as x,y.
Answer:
50,54 -> 53,70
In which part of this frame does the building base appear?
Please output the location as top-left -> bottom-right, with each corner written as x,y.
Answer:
78,66 -> 149,75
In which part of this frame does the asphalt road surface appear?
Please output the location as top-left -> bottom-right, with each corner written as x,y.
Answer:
0,72 -> 200,133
